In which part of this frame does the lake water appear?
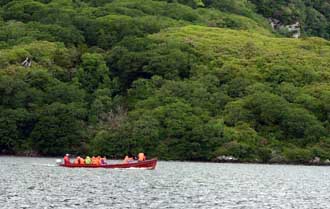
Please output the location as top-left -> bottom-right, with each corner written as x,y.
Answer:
0,157 -> 329,209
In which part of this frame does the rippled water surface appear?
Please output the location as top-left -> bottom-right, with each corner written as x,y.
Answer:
1,157 -> 330,209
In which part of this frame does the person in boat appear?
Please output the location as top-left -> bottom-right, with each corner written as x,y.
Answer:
63,154 -> 71,165
100,156 -> 107,165
96,156 -> 102,166
123,152 -> 135,164
74,156 -> 80,165
79,156 -> 85,165
138,153 -> 146,161
91,156 -> 98,165
73,156 -> 85,165
85,156 -> 91,164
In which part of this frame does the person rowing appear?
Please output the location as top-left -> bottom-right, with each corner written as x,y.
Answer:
91,156 -> 97,165
63,154 -> 71,165
96,156 -> 102,166
85,156 -> 91,164
100,156 -> 107,165
138,153 -> 146,161
123,152 -> 135,164
73,156 -> 85,165
79,157 -> 85,165
74,156 -> 80,165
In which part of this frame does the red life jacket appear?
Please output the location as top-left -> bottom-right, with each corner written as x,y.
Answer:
64,156 -> 70,165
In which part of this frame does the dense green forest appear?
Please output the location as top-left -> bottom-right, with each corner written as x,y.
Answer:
1,0 -> 330,164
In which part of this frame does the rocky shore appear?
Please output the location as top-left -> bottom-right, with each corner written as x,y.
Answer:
213,155 -> 330,166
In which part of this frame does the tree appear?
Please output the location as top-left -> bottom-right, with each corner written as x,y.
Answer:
30,102 -> 86,155
0,108 -> 30,153
77,53 -> 111,94
281,107 -> 326,145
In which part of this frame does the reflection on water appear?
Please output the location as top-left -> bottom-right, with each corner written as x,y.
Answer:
0,157 -> 329,209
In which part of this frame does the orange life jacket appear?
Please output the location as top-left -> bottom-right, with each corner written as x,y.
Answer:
79,157 -> 85,165
96,157 -> 101,166
74,158 -> 79,164
138,153 -> 145,161
91,157 -> 98,165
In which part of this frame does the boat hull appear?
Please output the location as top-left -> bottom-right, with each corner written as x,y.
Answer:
59,159 -> 157,170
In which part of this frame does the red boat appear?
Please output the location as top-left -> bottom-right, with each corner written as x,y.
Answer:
59,159 -> 157,170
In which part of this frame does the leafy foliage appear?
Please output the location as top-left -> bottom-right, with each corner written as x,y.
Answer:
1,0 -> 330,163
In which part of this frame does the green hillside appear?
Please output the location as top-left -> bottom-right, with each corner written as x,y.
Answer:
1,0 -> 330,164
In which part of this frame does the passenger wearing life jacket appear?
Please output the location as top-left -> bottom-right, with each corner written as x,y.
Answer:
63,154 -> 71,165
74,156 -> 80,165
96,156 -> 101,166
91,156 -> 98,165
138,153 -> 146,161
79,157 -> 85,165
85,156 -> 91,164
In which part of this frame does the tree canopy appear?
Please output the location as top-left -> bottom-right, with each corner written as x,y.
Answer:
1,0 -> 330,163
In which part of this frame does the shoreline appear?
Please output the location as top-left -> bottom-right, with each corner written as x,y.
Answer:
1,154 -> 329,166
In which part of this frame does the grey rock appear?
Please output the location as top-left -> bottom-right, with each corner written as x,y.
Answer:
310,157 -> 321,164
216,155 -> 238,162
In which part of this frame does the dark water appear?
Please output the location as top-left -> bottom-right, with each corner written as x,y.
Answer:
1,157 -> 330,209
